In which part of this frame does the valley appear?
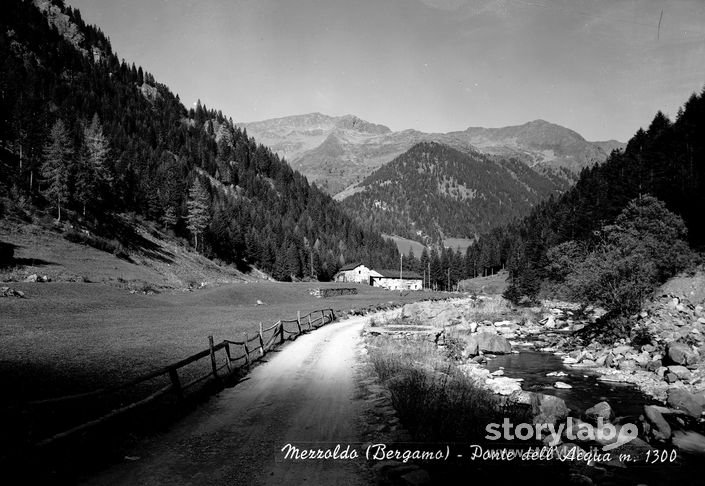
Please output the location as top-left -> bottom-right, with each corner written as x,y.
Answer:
1,0 -> 704,485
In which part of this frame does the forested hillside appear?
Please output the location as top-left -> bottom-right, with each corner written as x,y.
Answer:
468,88 -> 705,316
341,142 -> 568,242
0,0 -> 399,280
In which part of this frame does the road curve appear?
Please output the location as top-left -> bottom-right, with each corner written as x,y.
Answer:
82,315 -> 373,486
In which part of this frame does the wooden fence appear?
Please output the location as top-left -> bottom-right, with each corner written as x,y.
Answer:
26,308 -> 336,448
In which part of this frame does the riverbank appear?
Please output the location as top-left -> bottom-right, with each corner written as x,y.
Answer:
361,291 -> 705,485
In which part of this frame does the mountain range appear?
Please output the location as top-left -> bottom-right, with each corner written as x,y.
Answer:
341,142 -> 569,242
239,113 -> 624,197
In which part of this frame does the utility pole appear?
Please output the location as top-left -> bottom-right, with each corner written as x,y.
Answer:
428,262 -> 431,291
399,253 -> 403,294
447,267 -> 450,292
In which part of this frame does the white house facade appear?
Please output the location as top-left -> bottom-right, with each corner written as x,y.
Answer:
369,269 -> 423,291
334,263 -> 382,284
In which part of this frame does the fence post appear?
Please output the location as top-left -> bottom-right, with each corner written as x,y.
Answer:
278,320 -> 284,344
308,312 -> 312,330
243,333 -> 250,369
168,368 -> 183,401
321,309 -> 325,324
258,322 -> 265,356
297,311 -> 302,334
208,336 -> 218,380
224,342 -> 232,374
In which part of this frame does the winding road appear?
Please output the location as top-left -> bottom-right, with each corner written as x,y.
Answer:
82,314 -> 375,485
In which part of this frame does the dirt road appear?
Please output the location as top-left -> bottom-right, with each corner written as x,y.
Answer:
82,314 -> 377,486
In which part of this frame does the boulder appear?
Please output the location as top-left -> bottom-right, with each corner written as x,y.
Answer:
618,360 -> 637,372
429,308 -> 463,327
585,401 -> 614,424
667,342 -> 699,366
554,381 -> 572,389
465,332 -> 512,356
457,363 -> 491,383
667,365 -> 692,381
667,388 -> 703,418
634,352 -> 650,367
613,345 -> 633,355
643,405 -> 672,441
531,393 -> 569,426
672,431 -> 705,456
0,287 -> 25,298
508,390 -> 534,405
486,376 -> 523,396
646,359 -> 662,372
24,274 -> 38,282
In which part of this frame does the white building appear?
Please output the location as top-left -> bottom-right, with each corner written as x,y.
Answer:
333,263 -> 382,284
369,269 -> 423,291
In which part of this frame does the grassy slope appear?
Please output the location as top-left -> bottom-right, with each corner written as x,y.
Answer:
459,270 -> 508,294
383,233 -> 427,256
0,217 -> 250,290
443,237 -> 474,254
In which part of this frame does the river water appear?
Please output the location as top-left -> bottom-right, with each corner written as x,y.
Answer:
485,347 -> 657,417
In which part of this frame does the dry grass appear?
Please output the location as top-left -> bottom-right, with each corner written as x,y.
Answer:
366,335 -> 527,442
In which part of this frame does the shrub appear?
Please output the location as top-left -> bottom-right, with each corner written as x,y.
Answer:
558,196 -> 692,316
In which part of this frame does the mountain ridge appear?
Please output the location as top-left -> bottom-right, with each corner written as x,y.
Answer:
340,141 -> 569,243
239,113 -> 625,197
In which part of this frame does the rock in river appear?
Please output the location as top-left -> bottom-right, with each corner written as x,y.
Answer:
465,332 -> 512,356
585,401 -> 614,424
667,388 -> 703,418
531,394 -> 569,426
643,405 -> 672,441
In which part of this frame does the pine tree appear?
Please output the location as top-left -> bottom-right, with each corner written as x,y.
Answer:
186,178 -> 211,252
42,119 -> 73,221
76,114 -> 111,216
162,205 -> 177,231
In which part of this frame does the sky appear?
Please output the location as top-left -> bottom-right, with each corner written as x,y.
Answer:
67,0 -> 705,142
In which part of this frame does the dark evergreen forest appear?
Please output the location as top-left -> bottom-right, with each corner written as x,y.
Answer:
341,142 -> 567,242
468,89 -> 705,306
0,0 -> 401,280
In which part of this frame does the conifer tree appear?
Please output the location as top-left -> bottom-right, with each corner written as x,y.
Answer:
186,178 -> 211,252
42,119 -> 73,221
162,206 -> 177,231
76,114 -> 111,216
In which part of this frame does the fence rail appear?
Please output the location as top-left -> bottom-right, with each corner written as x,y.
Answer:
26,308 -> 336,448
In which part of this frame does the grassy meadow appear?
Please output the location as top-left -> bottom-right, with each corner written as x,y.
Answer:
0,281 -> 450,403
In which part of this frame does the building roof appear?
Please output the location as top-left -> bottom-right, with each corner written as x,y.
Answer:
338,261 -> 364,271
371,269 -> 423,279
